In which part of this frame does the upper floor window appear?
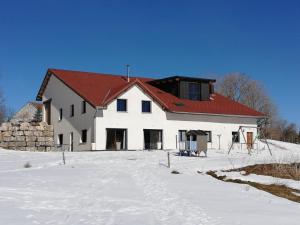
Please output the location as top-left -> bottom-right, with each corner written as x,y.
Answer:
232,132 -> 240,143
117,99 -> 127,112
80,129 -> 87,143
142,100 -> 151,113
70,104 -> 74,117
59,108 -> 63,121
188,82 -> 201,100
82,101 -> 86,114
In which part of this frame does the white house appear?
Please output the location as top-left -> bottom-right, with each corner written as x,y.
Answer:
36,69 -> 265,151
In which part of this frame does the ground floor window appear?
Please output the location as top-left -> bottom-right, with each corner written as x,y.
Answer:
81,129 -> 87,143
179,130 -> 187,141
106,129 -> 127,150
58,134 -> 63,146
232,131 -> 240,143
143,129 -> 163,150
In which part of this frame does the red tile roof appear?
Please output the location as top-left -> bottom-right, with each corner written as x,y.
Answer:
37,69 -> 265,117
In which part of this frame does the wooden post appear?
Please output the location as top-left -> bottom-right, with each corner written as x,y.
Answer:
62,151 -> 66,165
167,152 -> 170,168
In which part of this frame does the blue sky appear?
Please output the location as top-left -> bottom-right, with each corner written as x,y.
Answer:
0,0 -> 299,125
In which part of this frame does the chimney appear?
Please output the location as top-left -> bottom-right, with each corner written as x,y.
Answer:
126,64 -> 130,82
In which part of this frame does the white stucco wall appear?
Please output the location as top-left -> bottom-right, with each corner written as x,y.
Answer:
43,76 -> 95,151
95,84 -> 258,151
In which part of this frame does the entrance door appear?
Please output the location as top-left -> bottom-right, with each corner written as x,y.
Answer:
247,132 -> 253,149
106,129 -> 127,150
144,129 -> 163,150
69,132 -> 74,151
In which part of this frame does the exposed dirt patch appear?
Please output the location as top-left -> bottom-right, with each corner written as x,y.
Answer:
207,171 -> 300,203
228,163 -> 300,180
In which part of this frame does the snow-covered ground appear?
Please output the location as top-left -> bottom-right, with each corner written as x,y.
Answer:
0,140 -> 300,225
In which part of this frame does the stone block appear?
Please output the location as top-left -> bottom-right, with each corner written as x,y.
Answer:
36,126 -> 44,131
39,122 -> 47,127
26,136 -> 37,142
15,142 -> 26,147
24,131 -> 33,136
26,142 -> 36,147
2,131 -> 12,137
28,126 -> 36,131
34,131 -> 43,136
15,147 -> 26,151
3,136 -> 12,142
16,136 -> 25,142
0,142 -> 8,148
37,146 -> 46,151
9,126 -> 18,132
0,126 -> 8,131
43,131 -> 53,137
15,131 -> 24,136
45,137 -> 54,142
8,142 -> 16,148
20,124 -> 29,131
36,142 -> 46,147
37,137 -> 45,142
45,141 -> 54,147
26,147 -> 36,151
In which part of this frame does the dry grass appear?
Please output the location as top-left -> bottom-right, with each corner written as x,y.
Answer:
207,171 -> 300,203
228,163 -> 300,181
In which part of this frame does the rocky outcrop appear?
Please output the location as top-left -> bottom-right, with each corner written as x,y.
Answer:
0,121 -> 54,151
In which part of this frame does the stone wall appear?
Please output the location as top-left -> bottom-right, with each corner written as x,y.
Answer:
0,121 -> 55,151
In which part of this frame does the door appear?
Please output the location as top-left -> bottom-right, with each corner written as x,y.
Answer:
247,132 -> 253,149
69,132 -> 74,152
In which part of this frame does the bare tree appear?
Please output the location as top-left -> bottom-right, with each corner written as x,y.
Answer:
216,72 -> 278,122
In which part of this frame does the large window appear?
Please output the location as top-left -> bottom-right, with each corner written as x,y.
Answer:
59,108 -> 63,121
70,104 -> 74,117
58,134 -> 63,146
178,130 -> 187,141
188,82 -> 201,100
142,100 -> 151,113
232,132 -> 240,143
82,101 -> 86,114
81,130 -> 87,143
117,99 -> 127,112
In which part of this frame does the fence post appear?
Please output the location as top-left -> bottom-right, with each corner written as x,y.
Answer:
167,152 -> 170,168
62,150 -> 66,165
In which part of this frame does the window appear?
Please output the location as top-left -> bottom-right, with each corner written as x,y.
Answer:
80,129 -> 87,143
58,134 -> 63,146
205,131 -> 212,143
179,130 -> 187,141
142,100 -> 151,113
117,99 -> 127,112
70,104 -> 74,117
59,108 -> 63,121
188,82 -> 201,100
82,101 -> 86,114
232,132 -> 240,143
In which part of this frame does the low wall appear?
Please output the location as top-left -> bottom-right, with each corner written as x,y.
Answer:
0,121 -> 55,151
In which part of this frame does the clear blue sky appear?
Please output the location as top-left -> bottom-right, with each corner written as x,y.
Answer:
0,0 -> 299,125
